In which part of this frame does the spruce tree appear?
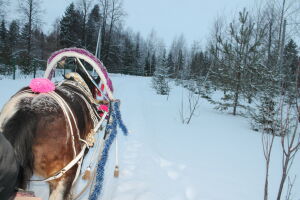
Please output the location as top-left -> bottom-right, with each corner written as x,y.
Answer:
150,53 -> 156,76
152,49 -> 170,95
133,34 -> 143,76
8,21 -> 19,55
282,39 -> 299,100
19,23 -> 32,74
166,52 -> 174,78
144,51 -> 151,76
0,19 -> 9,67
86,4 -> 101,53
122,35 -> 135,74
190,51 -> 211,80
175,49 -> 184,79
7,20 -> 19,75
60,3 -> 83,48
250,66 -> 280,135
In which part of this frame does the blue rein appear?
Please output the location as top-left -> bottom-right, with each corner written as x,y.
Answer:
89,101 -> 128,200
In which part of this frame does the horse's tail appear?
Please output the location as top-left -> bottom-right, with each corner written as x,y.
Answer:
0,93 -> 37,189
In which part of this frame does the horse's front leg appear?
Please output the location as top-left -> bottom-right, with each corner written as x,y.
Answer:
48,171 -> 75,200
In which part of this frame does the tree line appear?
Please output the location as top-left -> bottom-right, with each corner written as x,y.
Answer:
1,0 -> 300,199
0,0 -> 299,115
0,0 -> 212,80
170,1 -> 300,200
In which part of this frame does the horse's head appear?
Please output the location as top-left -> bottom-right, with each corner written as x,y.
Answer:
63,64 -> 101,99
77,67 -> 100,98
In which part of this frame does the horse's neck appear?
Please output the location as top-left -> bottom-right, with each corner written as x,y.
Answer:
64,73 -> 92,95
59,80 -> 96,103
57,81 -> 100,126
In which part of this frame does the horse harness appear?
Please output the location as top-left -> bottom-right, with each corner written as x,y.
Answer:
15,73 -> 110,183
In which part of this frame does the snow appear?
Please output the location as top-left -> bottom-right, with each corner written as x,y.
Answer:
0,74 -> 300,200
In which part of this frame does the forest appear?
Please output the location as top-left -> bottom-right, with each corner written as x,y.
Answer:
1,0 -> 300,199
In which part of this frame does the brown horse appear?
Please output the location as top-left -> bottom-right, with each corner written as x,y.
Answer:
0,68 -> 101,200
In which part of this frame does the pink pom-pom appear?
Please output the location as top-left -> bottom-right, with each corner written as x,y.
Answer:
29,78 -> 55,93
98,105 -> 109,112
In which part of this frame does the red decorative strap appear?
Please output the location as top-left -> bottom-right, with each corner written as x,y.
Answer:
98,105 -> 109,112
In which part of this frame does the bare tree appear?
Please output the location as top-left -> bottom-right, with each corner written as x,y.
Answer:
259,65 -> 300,200
77,0 -> 93,47
170,34 -> 188,80
0,0 -> 9,19
262,124 -> 275,200
276,103 -> 300,200
105,0 -> 125,63
18,0 -> 42,57
51,18 -> 61,50
264,0 -> 300,68
275,66 -> 300,200
98,0 -> 125,65
285,176 -> 296,200
98,0 -> 109,62
179,63 -> 212,124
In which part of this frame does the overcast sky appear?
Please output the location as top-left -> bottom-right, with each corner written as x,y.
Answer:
10,0 -> 255,47
123,0 -> 254,46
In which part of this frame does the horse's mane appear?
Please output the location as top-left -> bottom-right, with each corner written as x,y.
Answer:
74,65 -> 101,97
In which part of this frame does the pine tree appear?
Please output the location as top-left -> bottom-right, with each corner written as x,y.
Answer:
210,8 -> 266,115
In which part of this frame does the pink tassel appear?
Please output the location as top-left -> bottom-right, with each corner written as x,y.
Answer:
29,78 -> 55,93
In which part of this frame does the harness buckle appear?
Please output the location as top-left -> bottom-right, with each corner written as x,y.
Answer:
86,130 -> 95,147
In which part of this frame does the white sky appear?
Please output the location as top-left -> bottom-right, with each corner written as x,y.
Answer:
123,0 -> 254,46
9,0 -> 255,47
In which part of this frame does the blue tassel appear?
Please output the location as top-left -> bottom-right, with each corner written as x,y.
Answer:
88,101 -> 128,200
114,101 -> 128,136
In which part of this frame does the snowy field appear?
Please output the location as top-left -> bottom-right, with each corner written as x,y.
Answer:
0,74 -> 300,200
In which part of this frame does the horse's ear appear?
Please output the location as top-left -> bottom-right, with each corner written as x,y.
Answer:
95,76 -> 101,84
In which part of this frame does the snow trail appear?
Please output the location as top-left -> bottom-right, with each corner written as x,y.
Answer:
106,75 -> 198,200
0,74 -> 299,200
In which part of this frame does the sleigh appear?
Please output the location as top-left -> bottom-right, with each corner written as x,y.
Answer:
0,48 -> 128,200
42,48 -> 128,200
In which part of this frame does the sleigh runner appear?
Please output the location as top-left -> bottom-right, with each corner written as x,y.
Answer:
0,48 -> 127,200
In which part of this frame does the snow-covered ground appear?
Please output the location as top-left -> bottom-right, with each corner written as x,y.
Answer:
0,74 -> 299,200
